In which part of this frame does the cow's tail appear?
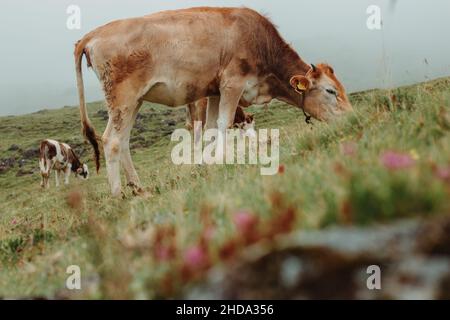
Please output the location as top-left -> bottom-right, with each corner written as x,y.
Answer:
74,40 -> 100,172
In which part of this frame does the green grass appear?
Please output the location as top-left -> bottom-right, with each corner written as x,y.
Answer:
0,78 -> 449,298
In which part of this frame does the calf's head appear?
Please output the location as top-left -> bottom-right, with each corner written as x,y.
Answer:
76,163 -> 89,180
290,63 -> 352,121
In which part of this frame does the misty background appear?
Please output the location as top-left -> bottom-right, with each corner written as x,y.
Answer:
0,0 -> 449,116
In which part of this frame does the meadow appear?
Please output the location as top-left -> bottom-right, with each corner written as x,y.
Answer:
0,77 -> 449,298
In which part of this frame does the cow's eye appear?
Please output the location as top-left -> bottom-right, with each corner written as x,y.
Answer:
326,88 -> 337,96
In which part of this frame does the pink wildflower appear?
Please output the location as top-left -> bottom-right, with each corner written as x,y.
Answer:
380,151 -> 415,170
232,211 -> 259,235
183,245 -> 208,269
340,141 -> 357,157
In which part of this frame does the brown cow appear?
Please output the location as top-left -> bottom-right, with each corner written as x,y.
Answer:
74,7 -> 352,197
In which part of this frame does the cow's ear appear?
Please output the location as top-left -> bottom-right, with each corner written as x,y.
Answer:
327,66 -> 334,74
290,75 -> 311,93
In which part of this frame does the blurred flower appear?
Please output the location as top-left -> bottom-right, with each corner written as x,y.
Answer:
435,165 -> 450,182
154,245 -> 175,261
267,207 -> 296,237
202,226 -> 215,241
380,151 -> 415,170
219,240 -> 238,261
278,164 -> 285,174
11,218 -> 17,225
183,245 -> 209,269
153,225 -> 177,261
340,141 -> 357,157
233,211 -> 259,235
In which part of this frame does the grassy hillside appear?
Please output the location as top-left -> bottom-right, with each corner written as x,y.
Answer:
0,78 -> 449,298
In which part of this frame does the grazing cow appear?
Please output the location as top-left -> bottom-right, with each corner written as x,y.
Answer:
186,98 -> 254,131
74,7 -> 352,196
39,139 -> 89,188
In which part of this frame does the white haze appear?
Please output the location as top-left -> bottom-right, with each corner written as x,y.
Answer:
0,0 -> 449,115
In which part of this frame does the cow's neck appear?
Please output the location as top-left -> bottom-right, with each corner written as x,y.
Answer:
268,45 -> 311,107
70,153 -> 82,172
274,45 -> 311,84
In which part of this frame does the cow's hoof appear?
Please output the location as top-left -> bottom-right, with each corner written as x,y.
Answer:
127,182 -> 151,198
132,187 -> 151,199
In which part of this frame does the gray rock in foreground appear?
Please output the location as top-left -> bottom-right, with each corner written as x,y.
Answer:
187,215 -> 450,299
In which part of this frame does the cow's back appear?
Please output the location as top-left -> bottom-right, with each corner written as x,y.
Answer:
78,7 -> 288,107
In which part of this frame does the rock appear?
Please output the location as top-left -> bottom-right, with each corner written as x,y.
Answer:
0,157 -> 16,173
187,216 -> 450,300
1,157 -> 16,167
95,110 -> 108,118
16,168 -> 34,176
133,122 -> 147,133
166,119 -> 177,126
18,159 -> 27,167
8,144 -> 20,151
22,147 -> 39,159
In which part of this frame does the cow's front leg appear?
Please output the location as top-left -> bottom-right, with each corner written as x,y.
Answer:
185,104 -> 194,130
205,96 -> 220,130
64,164 -> 71,185
55,170 -> 60,187
216,85 -> 243,160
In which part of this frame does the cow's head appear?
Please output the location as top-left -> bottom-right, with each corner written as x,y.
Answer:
290,63 -> 352,121
76,163 -> 89,180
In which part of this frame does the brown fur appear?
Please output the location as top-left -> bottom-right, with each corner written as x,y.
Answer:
40,140 -> 56,160
83,122 -> 100,171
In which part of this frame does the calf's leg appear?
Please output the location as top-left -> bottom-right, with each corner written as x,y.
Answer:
64,164 -> 71,185
55,170 -> 60,187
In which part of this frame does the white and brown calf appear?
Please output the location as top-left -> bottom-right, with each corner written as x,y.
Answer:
39,139 -> 89,188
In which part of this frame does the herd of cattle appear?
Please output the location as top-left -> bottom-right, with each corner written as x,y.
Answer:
39,7 -> 353,195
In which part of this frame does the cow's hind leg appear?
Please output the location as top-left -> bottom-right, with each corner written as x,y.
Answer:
45,159 -> 52,188
103,95 -> 142,197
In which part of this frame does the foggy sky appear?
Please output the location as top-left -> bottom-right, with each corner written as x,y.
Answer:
1,0 -> 449,116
